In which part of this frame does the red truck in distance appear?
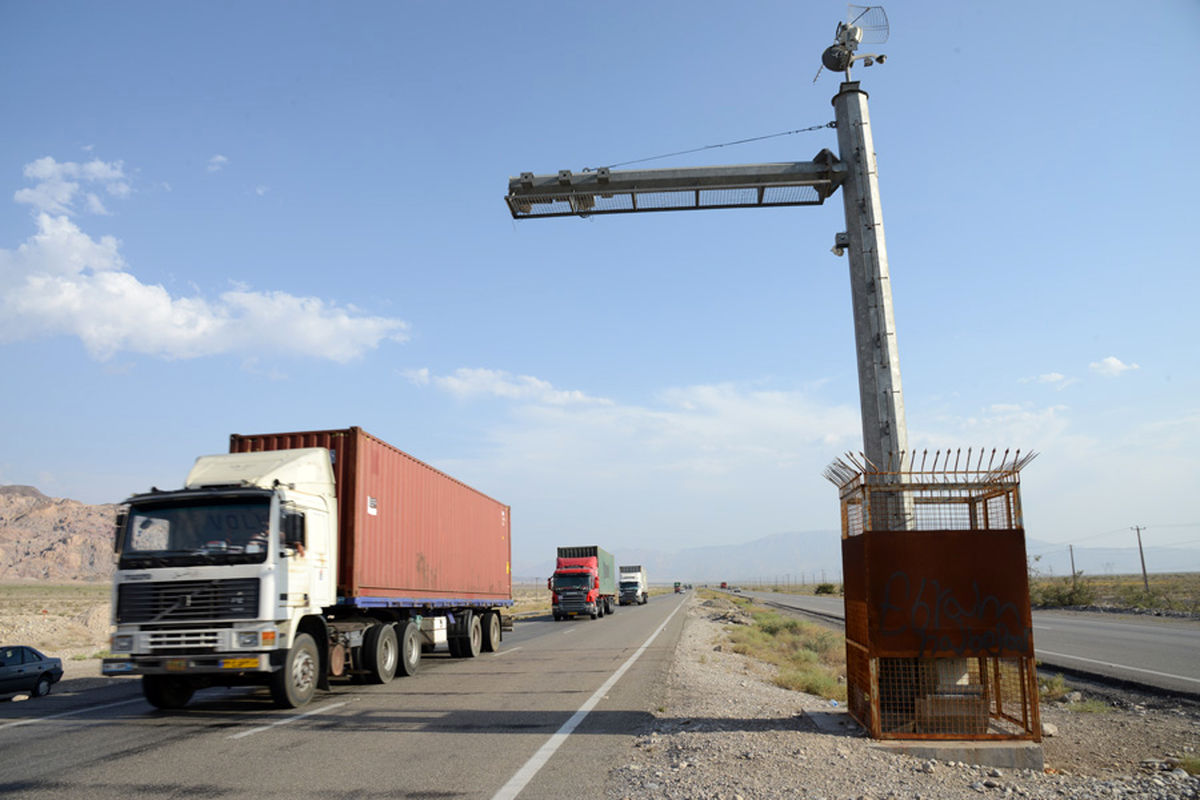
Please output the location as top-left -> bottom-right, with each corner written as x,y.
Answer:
550,545 -> 616,620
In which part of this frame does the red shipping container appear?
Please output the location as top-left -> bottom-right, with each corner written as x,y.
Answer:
229,427 -> 511,604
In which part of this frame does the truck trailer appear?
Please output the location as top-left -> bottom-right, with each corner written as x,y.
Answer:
103,427 -> 512,709
549,545 -> 616,620
618,565 -> 648,605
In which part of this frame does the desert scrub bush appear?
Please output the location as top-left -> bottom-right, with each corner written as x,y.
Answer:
725,606 -> 847,701
1029,576 -> 1097,607
814,583 -> 839,595
1039,673 -> 1069,701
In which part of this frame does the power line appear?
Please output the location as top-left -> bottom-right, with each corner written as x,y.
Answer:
585,122 -> 836,171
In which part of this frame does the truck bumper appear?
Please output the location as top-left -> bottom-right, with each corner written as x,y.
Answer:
102,652 -> 276,677
552,602 -> 596,618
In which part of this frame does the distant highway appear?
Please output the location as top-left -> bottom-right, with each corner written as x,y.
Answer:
732,589 -> 1200,697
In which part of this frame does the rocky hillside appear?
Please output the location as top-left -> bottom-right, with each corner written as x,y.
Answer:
0,485 -> 117,581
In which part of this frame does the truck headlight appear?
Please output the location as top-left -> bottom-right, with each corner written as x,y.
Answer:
237,631 -> 260,648
111,634 -> 133,652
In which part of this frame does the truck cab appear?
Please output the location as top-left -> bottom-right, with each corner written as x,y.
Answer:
104,449 -> 338,709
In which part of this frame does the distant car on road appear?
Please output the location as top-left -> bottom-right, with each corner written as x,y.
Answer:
0,645 -> 63,698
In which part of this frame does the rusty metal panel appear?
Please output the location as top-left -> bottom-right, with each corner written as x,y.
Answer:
229,427 -> 511,603
862,529 -> 1033,659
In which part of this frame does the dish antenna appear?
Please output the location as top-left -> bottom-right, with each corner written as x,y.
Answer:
813,5 -> 889,83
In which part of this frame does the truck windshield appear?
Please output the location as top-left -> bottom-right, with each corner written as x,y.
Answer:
119,498 -> 271,567
620,581 -> 639,588
553,574 -> 590,590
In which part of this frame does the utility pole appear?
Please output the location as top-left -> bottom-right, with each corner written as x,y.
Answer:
1132,526 -> 1149,592
1069,544 -> 1077,589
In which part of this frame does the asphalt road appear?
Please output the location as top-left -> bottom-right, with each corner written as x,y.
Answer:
0,593 -> 689,800
735,589 -> 1200,697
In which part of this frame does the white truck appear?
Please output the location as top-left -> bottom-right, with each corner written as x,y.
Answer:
102,427 -> 512,710
618,565 -> 649,606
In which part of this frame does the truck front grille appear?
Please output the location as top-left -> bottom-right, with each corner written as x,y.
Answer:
147,629 -> 220,651
117,579 -> 259,623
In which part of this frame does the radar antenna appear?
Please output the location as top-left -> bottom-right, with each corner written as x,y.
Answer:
813,5 -> 889,83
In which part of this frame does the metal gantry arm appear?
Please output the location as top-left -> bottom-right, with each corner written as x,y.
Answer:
505,150 -> 846,219
503,82 -> 908,508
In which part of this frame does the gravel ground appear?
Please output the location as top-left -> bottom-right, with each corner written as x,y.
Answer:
605,595 -> 1200,800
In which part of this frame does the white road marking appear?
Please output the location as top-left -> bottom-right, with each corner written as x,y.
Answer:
491,598 -> 686,800
227,701 -> 349,739
560,628 -> 575,634
1037,649 -> 1200,685
0,698 -> 144,731
492,646 -> 523,658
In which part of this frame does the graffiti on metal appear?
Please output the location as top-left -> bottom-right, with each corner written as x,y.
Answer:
879,571 -> 1032,657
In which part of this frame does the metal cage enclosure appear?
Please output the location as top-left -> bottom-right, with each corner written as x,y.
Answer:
825,449 -> 1041,741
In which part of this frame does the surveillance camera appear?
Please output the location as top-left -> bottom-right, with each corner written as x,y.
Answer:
832,231 -> 849,256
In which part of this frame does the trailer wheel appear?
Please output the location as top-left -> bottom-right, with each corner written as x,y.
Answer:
448,636 -> 463,657
143,675 -> 194,710
396,621 -> 421,676
363,623 -> 398,684
463,613 -> 483,657
481,611 -> 501,653
270,632 -> 318,708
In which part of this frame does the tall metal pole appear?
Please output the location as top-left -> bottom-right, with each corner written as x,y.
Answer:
832,81 -> 908,478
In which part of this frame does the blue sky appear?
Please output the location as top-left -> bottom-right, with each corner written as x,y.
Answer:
2,1 -> 1197,573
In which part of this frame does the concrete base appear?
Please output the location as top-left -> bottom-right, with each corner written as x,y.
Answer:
803,708 -> 1044,771
870,739 -> 1045,772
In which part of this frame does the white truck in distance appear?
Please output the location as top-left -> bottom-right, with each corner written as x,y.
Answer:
618,565 -> 648,606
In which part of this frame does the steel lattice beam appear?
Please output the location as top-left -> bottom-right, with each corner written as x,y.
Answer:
505,150 -> 845,219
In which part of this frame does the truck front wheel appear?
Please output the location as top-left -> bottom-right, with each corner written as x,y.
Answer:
271,632 -> 318,708
143,675 -> 195,710
363,623 -> 398,684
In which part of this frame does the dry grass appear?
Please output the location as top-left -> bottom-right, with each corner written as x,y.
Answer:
0,581 -> 110,615
705,590 -> 848,702
511,582 -> 550,617
1029,572 -> 1200,613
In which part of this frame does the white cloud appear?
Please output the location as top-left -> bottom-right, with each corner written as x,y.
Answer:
411,368 -> 860,476
255,185 -> 269,196
417,367 -> 611,406
1019,372 -> 1078,391
207,155 -> 229,172
13,156 -> 128,215
84,193 -> 110,215
1090,356 -> 1139,377
1,210 -> 409,362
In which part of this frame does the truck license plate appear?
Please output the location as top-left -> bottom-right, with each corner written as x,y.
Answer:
220,657 -> 259,670
165,659 -> 188,672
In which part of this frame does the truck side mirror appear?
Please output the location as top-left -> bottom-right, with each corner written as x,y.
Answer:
594,577 -> 599,590
282,511 -> 306,554
112,507 -> 128,553
546,578 -> 552,591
